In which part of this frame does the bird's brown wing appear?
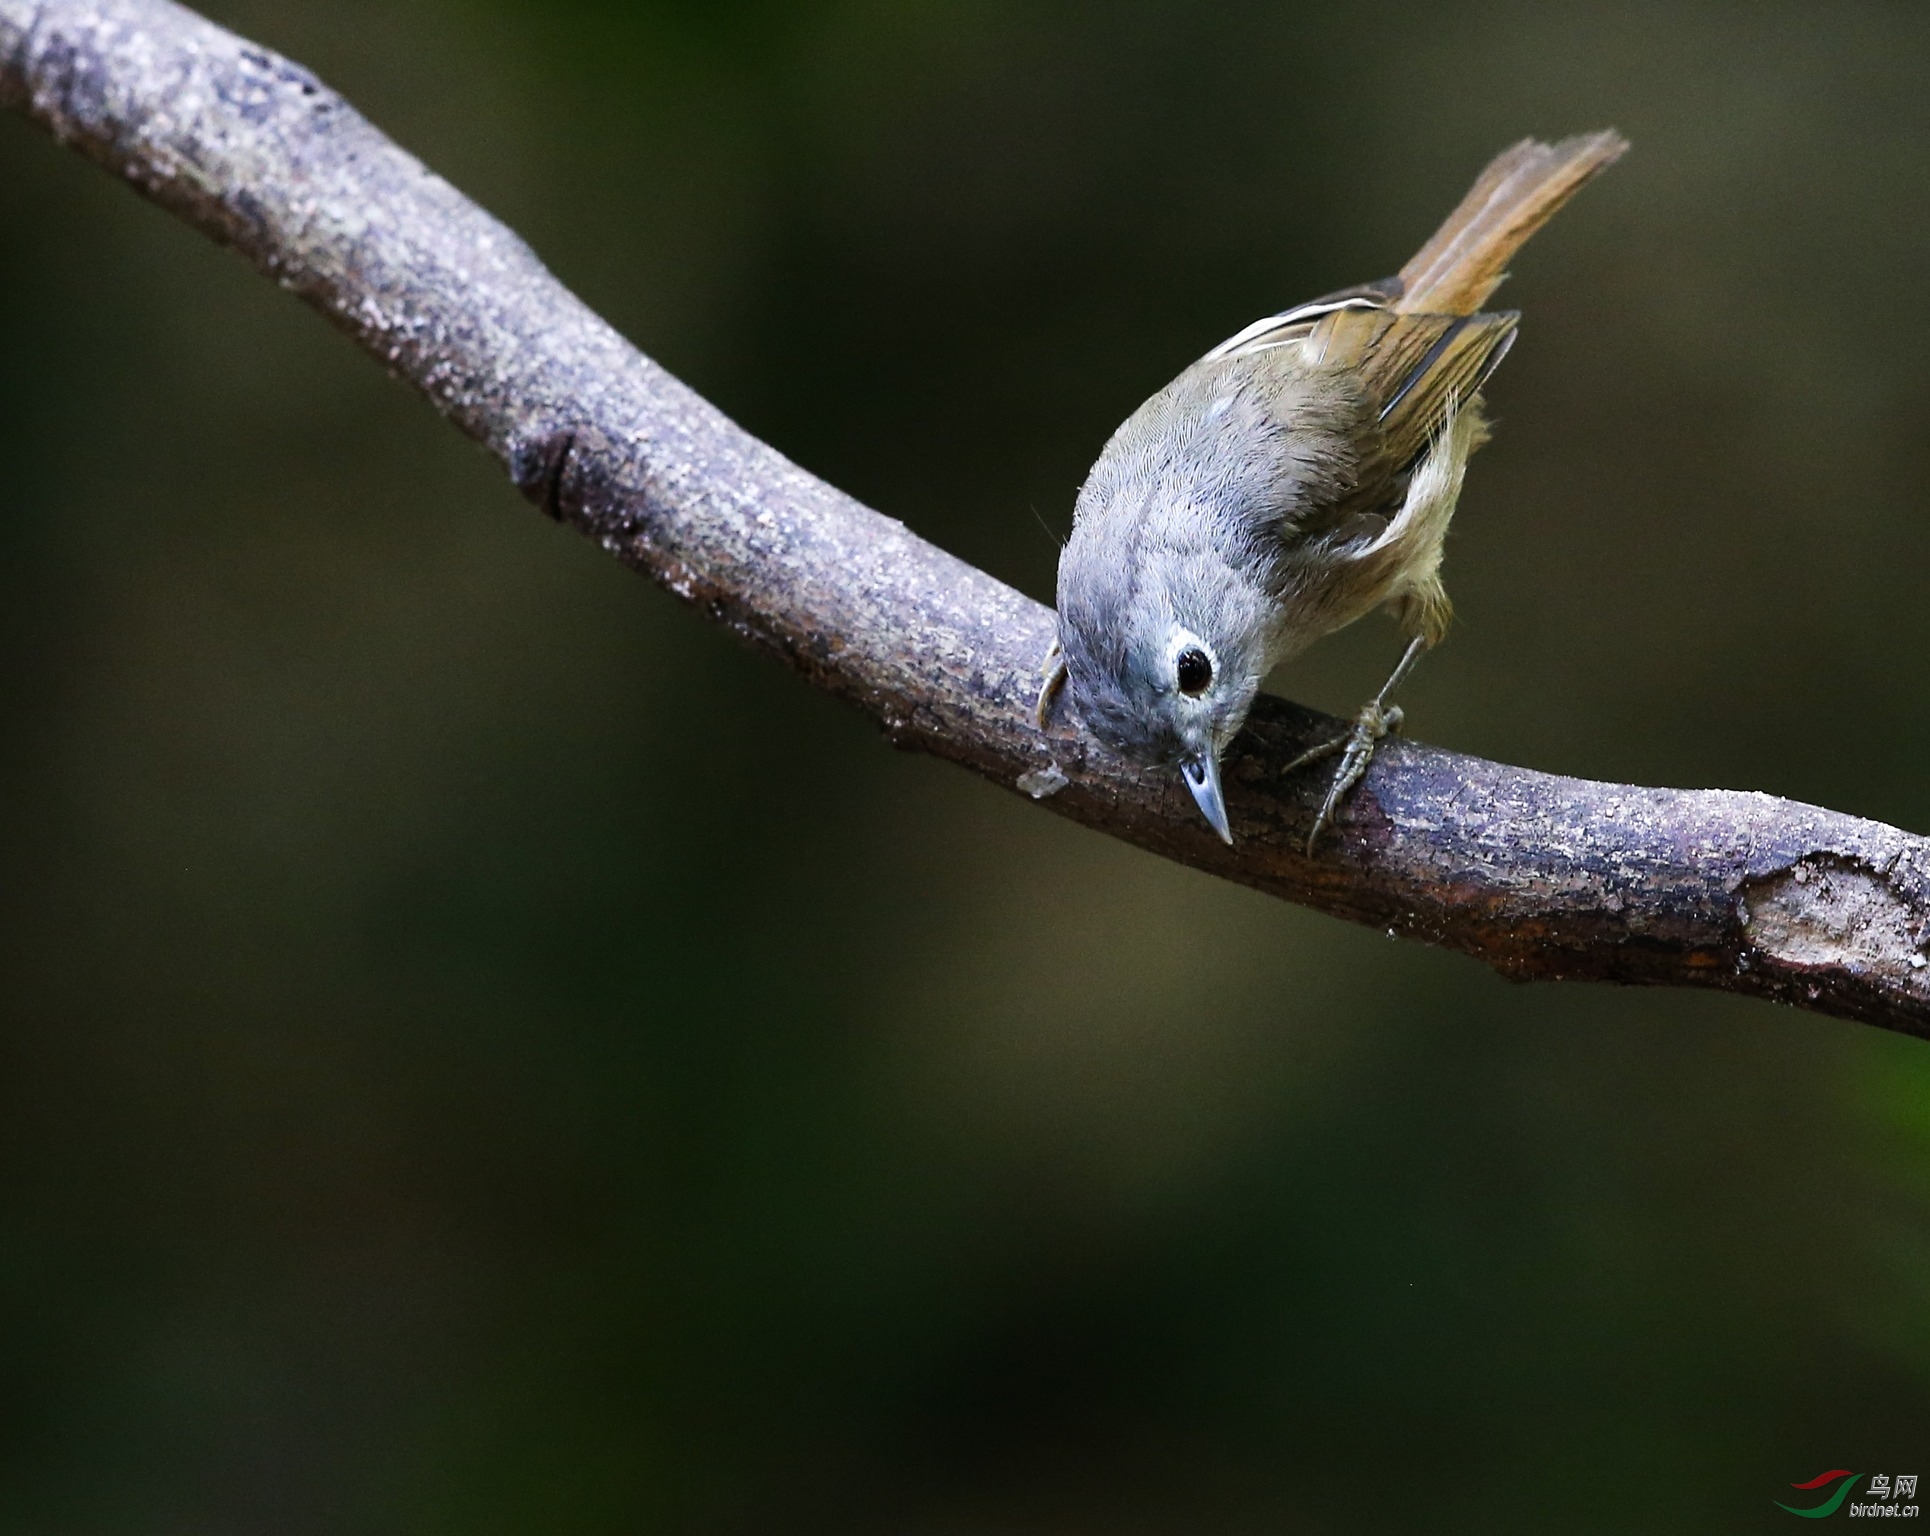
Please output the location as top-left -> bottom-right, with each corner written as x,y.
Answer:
1305,303 -> 1518,475
1206,126 -> 1619,445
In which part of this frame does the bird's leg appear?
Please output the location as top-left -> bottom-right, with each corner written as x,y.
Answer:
1035,636 -> 1068,728
1283,636 -> 1429,850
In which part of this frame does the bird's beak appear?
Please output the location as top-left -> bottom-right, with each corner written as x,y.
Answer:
1180,752 -> 1233,844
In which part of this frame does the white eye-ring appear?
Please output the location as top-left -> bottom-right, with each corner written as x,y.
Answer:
1170,631 -> 1216,698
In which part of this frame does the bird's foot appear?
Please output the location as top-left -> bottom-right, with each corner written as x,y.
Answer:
1282,698 -> 1405,851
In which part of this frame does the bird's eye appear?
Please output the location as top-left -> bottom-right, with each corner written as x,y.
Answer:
1176,646 -> 1213,696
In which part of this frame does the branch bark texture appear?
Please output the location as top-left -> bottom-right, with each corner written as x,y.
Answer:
5,0 -> 1929,1037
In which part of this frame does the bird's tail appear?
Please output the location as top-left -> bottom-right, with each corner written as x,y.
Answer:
1396,131 -> 1627,316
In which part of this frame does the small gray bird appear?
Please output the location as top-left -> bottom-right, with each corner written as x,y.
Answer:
1040,132 -> 1626,845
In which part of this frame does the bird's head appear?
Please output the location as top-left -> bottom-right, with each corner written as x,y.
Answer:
1054,524 -> 1273,843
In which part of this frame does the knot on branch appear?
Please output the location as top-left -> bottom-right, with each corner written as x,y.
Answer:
512,425 -> 652,543
1740,855 -> 1930,1000
511,426 -> 580,522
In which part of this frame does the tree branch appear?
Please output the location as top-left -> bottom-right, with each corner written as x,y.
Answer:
5,0 -> 1928,1038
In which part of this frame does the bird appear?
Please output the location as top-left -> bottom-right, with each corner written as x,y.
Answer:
1038,131 -> 1627,847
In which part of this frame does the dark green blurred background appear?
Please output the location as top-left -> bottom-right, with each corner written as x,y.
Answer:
2,0 -> 1928,1530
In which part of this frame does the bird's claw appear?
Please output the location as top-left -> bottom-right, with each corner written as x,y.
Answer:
1286,699 -> 1404,851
